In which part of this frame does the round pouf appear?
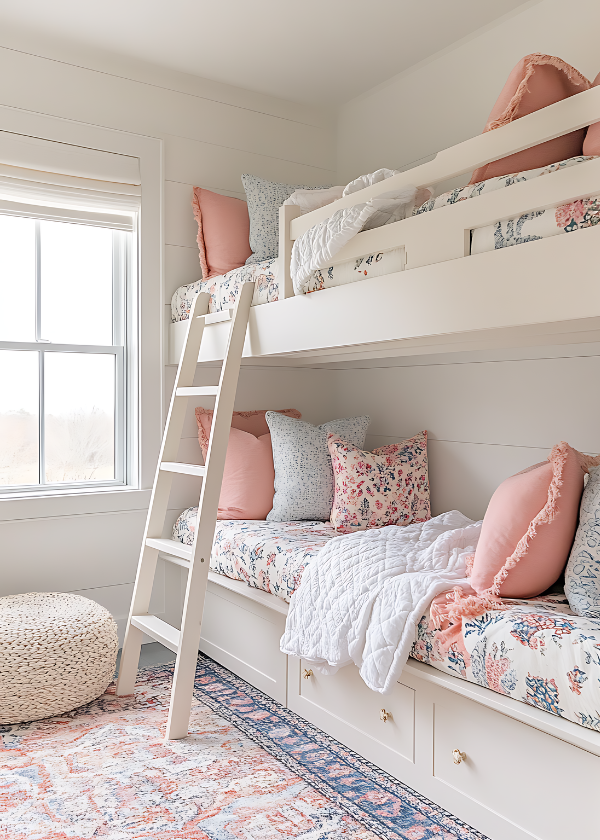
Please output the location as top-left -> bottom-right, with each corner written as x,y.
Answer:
0,592 -> 118,725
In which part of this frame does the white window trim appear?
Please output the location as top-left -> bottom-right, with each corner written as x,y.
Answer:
0,105 -> 162,519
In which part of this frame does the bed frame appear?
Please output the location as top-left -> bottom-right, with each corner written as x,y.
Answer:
199,570 -> 600,840
170,85 -> 600,368
167,88 -> 600,838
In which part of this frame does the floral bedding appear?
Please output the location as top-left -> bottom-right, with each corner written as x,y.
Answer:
414,593 -> 600,733
173,510 -> 336,601
171,258 -> 280,321
173,512 -> 600,730
170,249 -> 405,321
416,154 -> 600,254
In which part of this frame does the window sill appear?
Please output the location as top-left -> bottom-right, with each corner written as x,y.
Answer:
0,487 -> 152,522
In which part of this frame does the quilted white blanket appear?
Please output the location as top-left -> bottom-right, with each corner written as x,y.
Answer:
280,511 -> 481,693
290,170 -> 417,295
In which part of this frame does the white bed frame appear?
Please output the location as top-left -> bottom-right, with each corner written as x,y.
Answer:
170,85 -> 600,368
199,570 -> 600,840
168,88 -> 600,839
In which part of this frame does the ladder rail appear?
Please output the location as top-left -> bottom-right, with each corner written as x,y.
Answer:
116,291 -> 211,696
165,281 -> 255,739
116,282 -> 256,742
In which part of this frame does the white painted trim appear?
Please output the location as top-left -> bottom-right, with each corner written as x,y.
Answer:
0,104 -> 162,517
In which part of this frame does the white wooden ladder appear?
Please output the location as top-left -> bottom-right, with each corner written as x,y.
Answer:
116,281 -> 255,739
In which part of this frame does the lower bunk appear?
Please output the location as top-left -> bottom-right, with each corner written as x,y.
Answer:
171,514 -> 600,840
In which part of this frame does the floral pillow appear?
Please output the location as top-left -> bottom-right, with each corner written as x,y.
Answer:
328,431 -> 430,533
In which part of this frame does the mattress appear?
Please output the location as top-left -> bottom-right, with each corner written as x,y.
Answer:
172,155 -> 599,321
413,593 -> 600,733
171,248 -> 405,320
173,510 -> 600,732
173,511 -> 336,601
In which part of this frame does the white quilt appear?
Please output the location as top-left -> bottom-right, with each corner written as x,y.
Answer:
280,511 -> 480,693
290,169 -> 417,294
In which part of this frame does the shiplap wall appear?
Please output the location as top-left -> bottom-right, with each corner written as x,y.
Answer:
330,0 -> 600,522
336,0 -> 600,182
0,38 -> 336,638
327,345 -> 600,522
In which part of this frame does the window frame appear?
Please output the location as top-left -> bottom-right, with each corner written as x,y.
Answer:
0,216 -> 133,495
0,105 -> 162,517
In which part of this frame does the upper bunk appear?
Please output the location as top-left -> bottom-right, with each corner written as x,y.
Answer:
168,86 -> 600,367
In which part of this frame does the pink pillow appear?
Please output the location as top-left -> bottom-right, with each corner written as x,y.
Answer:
470,442 -> 592,600
583,71 -> 600,156
328,431 -> 430,534
192,187 -> 252,280
469,54 -> 590,185
195,408 -> 301,520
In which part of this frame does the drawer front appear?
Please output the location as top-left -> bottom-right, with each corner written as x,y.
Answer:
290,658 -> 414,769
200,584 -> 287,704
433,688 -> 598,839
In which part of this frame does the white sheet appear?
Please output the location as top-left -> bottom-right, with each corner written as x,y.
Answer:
280,511 -> 480,694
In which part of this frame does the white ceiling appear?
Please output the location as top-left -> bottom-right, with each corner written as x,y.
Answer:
0,0 -> 536,105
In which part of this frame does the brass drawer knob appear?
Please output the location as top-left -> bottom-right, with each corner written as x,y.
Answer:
452,749 -> 466,765
380,708 -> 391,722
303,669 -> 314,680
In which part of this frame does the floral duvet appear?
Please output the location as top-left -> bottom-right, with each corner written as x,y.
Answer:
173,511 -> 600,731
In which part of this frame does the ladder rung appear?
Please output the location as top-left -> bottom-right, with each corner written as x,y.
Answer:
203,308 -> 233,326
131,615 -> 180,653
160,462 -> 206,477
176,386 -> 219,397
146,537 -> 193,562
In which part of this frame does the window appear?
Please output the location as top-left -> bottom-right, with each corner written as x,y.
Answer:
0,199 -> 135,494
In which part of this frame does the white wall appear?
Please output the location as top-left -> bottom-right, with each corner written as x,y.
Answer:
331,0 -> 600,522
0,35 -> 336,638
326,344 -> 600,522
336,0 -> 600,182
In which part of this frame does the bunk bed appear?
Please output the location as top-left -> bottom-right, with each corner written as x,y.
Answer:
169,85 -> 600,368
164,86 -> 600,840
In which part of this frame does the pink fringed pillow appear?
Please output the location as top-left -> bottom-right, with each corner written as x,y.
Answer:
470,54 -> 590,185
328,431 -> 430,534
195,408 -> 301,520
583,71 -> 600,156
469,442 -> 593,601
192,187 -> 252,280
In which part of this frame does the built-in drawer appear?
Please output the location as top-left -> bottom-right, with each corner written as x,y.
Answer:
433,686 -> 598,839
199,579 -> 288,704
288,657 -> 415,775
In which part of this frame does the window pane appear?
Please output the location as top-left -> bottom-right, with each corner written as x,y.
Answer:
0,350 -> 39,486
0,215 -> 36,341
45,353 -> 115,483
41,221 -> 113,345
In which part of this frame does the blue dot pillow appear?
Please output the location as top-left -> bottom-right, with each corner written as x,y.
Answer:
565,466 -> 600,617
241,174 -> 331,265
266,412 -> 370,522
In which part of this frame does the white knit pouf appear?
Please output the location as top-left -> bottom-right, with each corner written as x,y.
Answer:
0,592 -> 119,724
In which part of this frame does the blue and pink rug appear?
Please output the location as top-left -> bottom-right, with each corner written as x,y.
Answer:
0,654 -> 488,839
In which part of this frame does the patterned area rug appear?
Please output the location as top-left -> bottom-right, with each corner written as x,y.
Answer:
0,654 -> 488,839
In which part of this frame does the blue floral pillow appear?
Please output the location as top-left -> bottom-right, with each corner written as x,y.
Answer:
241,174 -> 331,265
565,467 -> 600,617
266,413 -> 370,522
